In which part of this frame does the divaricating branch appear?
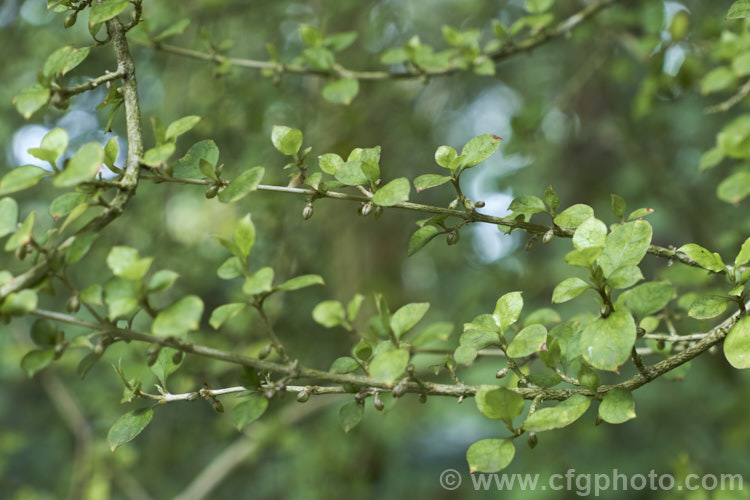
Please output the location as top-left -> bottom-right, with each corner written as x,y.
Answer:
132,0 -> 621,81
137,174 -> 701,269
29,298 -> 748,403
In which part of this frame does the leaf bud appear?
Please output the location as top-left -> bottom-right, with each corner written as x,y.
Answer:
172,350 -> 184,364
15,245 -> 28,261
447,230 -> 459,245
448,198 -> 459,210
205,185 -> 219,199
542,229 -> 554,245
146,345 -> 161,366
392,380 -> 407,398
373,394 -> 385,411
302,203 -> 313,220
475,200 -> 485,208
525,236 -> 538,252
496,367 -> 508,379
296,390 -> 310,403
258,345 -> 272,360
463,199 -> 475,211
66,295 -> 81,313
360,201 -> 373,217
211,399 -> 224,413
418,393 -> 427,404
528,432 -> 538,448
64,13 -> 77,28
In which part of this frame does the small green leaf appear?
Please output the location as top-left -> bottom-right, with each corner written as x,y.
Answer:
599,388 -> 636,424
153,18 -> 191,41
234,214 -> 256,259
699,148 -> 724,172
390,302 -> 429,339
147,270 -> 179,293
104,277 -> 139,319
701,66 -> 736,95
493,291 -> 523,330
330,356 -> 360,374
466,439 -> 515,473
1,290 -> 38,316
607,265 -> 644,289
40,127 -> 69,160
728,0 -> 750,19
552,277 -> 590,304
66,232 -> 98,264
717,171 -> 750,205
13,84 -> 50,119
525,0 -> 554,14
373,178 -> 410,206
508,195 -> 546,214
325,32 -> 358,52
322,78 -> 359,105
553,204 -> 594,228
624,282 -> 674,317
20,349 -> 54,377
31,319 -> 62,347
165,116 -> 201,142
218,167 -> 265,203
318,153 -> 343,175
408,225 -> 440,256
475,385 -> 524,427
460,134 -> 502,169
611,194 -> 626,218
242,267 -> 274,295
150,348 -> 182,386
369,348 -> 409,385
598,220 -> 653,278
142,143 -> 175,167
736,236 -> 750,266
54,142 -> 103,188
106,246 -> 153,281
107,408 -> 153,452
232,395 -> 268,430
580,311 -> 636,372
506,324 -> 547,357
724,316 -> 750,368
577,363 -> 600,391
523,394 -> 591,432
300,24 -> 323,46
412,322 -> 453,347
414,174 -> 452,192
572,217 -> 607,250
173,140 -> 219,179
271,126 -> 303,156
90,0 -> 129,25
278,274 -> 325,291
312,300 -> 346,328
335,161 -> 368,186
0,166 -> 48,195
152,295 -> 204,336
434,145 -> 458,169
43,46 -> 90,78
50,192 -> 86,218
4,211 -> 35,251
0,197 -> 19,238
209,303 -> 246,330
677,243 -> 726,272
339,401 -> 363,433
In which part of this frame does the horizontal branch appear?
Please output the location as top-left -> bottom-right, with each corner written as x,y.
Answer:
137,174 -> 701,269
132,0 -> 619,81
55,69 -> 124,97
30,299 -> 746,402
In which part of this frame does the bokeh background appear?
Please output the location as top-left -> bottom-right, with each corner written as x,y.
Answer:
2,0 -> 750,498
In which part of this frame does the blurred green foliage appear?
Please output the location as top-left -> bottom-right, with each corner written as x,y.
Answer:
3,0 -> 750,499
